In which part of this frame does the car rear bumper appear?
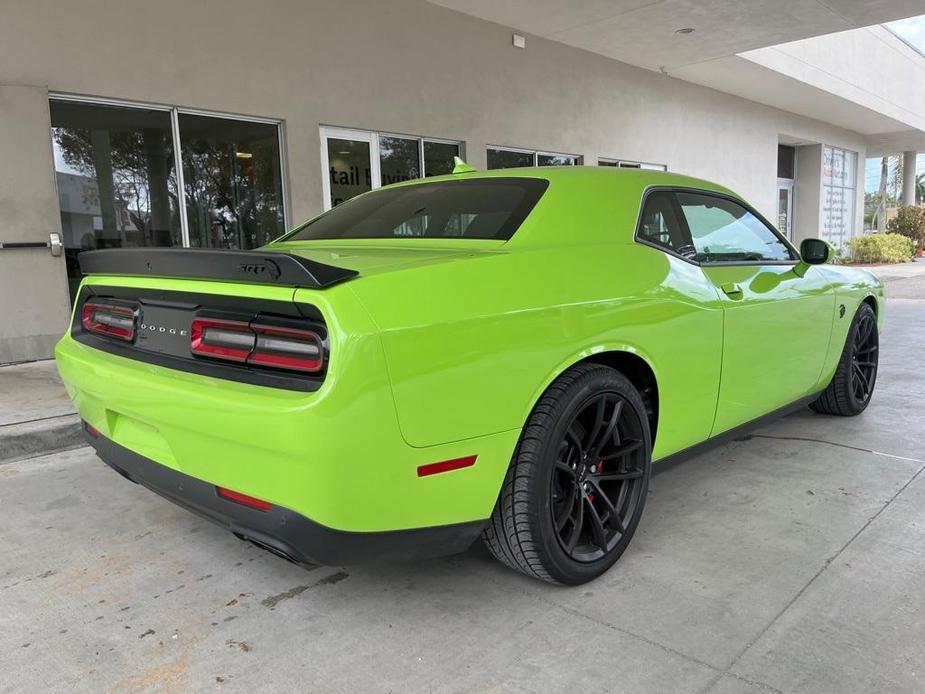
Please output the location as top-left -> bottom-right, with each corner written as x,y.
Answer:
86,430 -> 486,566
57,307 -> 519,534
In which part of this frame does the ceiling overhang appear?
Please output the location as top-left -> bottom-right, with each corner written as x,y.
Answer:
431,0 -> 925,145
430,0 -> 925,72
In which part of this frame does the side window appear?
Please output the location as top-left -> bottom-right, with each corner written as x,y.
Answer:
677,192 -> 795,263
636,191 -> 695,260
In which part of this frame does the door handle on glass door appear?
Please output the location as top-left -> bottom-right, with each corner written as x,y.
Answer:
720,282 -> 743,298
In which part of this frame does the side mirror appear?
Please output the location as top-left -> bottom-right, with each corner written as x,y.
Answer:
794,238 -> 831,277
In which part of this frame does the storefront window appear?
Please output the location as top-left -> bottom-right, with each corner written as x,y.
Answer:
179,114 -> 285,250
423,141 -> 460,177
599,158 -> 667,170
379,136 -> 420,185
50,98 -> 287,303
321,127 -> 463,209
487,148 -> 533,169
822,146 -> 857,248
537,153 -> 580,166
50,100 -> 181,302
488,147 -> 583,169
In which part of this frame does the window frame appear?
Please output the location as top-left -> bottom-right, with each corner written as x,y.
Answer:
49,92 -> 290,247
633,186 -> 800,267
320,125 -> 466,211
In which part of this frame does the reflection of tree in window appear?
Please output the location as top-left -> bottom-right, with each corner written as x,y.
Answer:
52,125 -> 180,248
179,116 -> 284,250
423,141 -> 459,177
379,136 -> 420,185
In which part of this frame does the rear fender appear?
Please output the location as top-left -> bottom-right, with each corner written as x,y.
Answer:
519,341 -> 661,444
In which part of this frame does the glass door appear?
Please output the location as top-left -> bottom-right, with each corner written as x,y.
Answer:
321,127 -> 378,210
777,179 -> 794,239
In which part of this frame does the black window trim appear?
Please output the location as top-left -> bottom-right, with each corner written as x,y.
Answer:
634,186 -> 800,267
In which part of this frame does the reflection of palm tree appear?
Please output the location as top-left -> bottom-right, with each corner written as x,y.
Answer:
877,157 -> 888,232
875,156 -> 921,230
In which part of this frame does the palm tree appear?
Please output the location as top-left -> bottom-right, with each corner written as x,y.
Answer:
877,157 -> 888,231
917,172 -> 925,205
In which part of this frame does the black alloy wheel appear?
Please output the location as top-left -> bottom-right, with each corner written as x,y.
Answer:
551,392 -> 646,563
810,302 -> 879,416
482,364 -> 652,585
849,308 -> 878,405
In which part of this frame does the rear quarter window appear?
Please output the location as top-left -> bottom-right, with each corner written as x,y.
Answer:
286,178 -> 549,241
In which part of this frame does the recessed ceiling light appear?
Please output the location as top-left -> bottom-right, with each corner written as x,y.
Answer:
675,27 -> 694,35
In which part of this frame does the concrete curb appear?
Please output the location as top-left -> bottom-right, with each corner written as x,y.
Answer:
0,414 -> 84,463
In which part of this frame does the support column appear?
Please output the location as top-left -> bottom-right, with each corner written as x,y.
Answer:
903,151 -> 917,206
0,85 -> 72,362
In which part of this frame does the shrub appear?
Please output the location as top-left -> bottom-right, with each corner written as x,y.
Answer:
886,205 -> 925,248
849,233 -> 915,264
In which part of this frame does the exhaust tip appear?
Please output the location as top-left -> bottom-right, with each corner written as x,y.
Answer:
233,532 -> 300,565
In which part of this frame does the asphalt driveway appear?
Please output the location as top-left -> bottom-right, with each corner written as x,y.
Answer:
1,294 -> 923,693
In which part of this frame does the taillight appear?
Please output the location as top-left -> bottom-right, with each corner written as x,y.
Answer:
190,318 -> 254,362
81,301 -> 136,341
190,318 -> 323,373
249,324 -> 323,372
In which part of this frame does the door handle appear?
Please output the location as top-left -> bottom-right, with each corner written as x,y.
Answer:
720,282 -> 743,298
0,232 -> 62,256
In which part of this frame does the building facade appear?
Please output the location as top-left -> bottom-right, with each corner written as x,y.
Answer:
1,0 -> 924,363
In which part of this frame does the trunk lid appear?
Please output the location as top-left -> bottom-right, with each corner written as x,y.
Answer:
270,239 -> 504,278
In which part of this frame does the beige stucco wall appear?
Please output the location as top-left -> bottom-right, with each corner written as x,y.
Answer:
0,0 -> 872,360
0,86 -> 72,363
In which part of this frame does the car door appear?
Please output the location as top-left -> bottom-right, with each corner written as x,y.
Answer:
674,190 -> 835,435
635,190 -> 724,456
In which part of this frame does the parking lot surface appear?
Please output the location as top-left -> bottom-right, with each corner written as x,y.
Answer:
2,296 -> 923,694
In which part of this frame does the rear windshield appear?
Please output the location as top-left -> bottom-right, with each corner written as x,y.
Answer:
286,178 -> 549,241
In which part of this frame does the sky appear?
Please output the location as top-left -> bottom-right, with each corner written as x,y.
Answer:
885,14 -> 925,55
864,154 -> 924,196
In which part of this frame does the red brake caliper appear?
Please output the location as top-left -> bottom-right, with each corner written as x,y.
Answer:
587,458 -> 604,502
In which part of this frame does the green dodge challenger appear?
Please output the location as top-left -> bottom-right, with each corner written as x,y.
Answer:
56,163 -> 883,585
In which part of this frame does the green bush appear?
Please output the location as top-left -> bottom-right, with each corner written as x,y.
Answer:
849,233 -> 915,264
886,205 -> 925,248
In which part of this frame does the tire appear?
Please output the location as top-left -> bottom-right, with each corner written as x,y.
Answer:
482,363 -> 652,585
810,302 -> 879,416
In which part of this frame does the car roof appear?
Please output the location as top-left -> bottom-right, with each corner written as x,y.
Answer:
397,165 -> 739,247
419,164 -> 735,195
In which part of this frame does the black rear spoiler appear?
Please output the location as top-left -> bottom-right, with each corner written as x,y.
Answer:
78,248 -> 358,289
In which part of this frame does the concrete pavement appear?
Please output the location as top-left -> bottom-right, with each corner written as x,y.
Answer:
0,360 -> 80,462
872,259 -> 925,299
1,279 -> 924,693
